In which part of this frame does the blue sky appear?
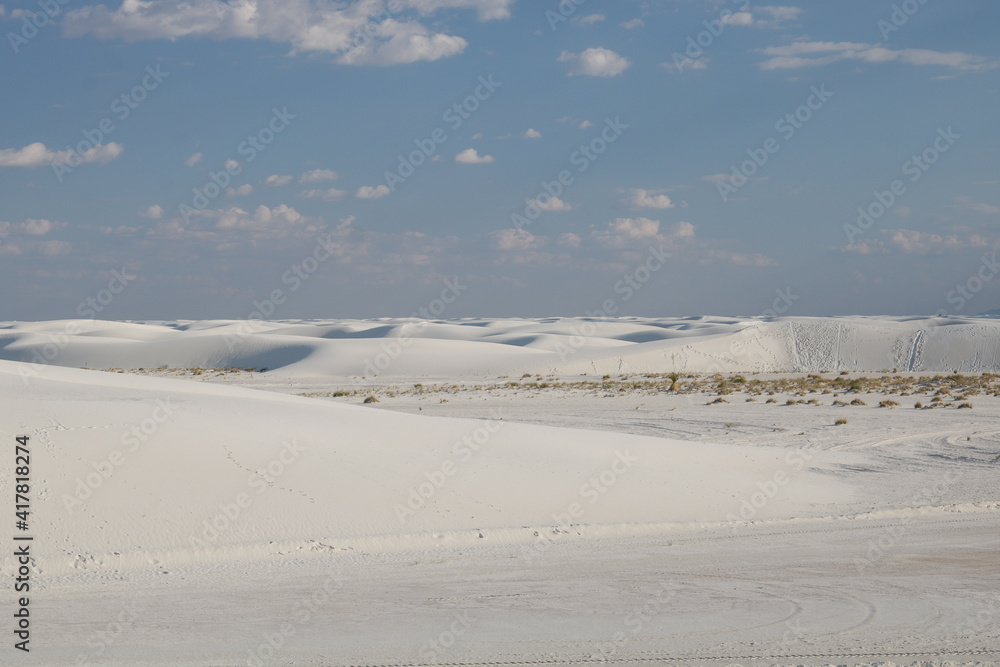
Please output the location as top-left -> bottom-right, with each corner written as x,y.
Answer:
1,0 -> 998,320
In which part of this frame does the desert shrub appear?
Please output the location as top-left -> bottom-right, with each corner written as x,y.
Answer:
834,418 -> 848,426
332,390 -> 350,397
879,399 -> 900,408
708,397 -> 729,405
850,398 -> 867,406
766,398 -> 777,404
957,402 -> 973,409
914,401 -> 923,409
833,399 -> 848,406
363,395 -> 379,404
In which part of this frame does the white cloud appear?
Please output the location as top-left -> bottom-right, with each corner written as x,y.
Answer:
843,228 -> 992,255
0,218 -> 64,236
0,142 -> 123,168
184,152 -> 203,167
299,168 -> 338,183
265,174 -> 293,187
577,120 -> 593,129
757,41 -> 998,71
224,158 -> 240,171
139,205 -> 164,219
454,148 -> 494,164
299,187 -> 347,201
153,204 -> 324,241
722,12 -> 755,26
662,57 -> 709,72
530,196 -> 572,212
558,48 -> 631,77
490,228 -> 543,251
523,128 -> 542,139
573,14 -> 604,26
406,0 -> 514,21
356,184 -> 391,199
701,173 -> 731,183
620,18 -> 644,29
594,217 -> 662,247
471,132 -> 483,139
60,0 -> 505,66
557,232 -> 581,248
226,184 -> 253,197
622,188 -> 674,210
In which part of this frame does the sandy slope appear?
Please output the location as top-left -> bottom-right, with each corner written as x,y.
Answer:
3,315 -> 1000,377
1,316 -> 998,665
0,361 -> 855,578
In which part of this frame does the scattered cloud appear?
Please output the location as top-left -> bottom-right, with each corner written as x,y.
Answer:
558,47 -> 631,77
226,184 -> 253,198
722,6 -> 801,28
530,196 -> 572,212
139,205 -> 164,219
573,14 -> 604,26
299,187 -> 347,201
264,174 -> 293,187
577,120 -> 593,129
356,184 -> 391,199
757,41 -> 998,71
0,218 -> 65,236
184,152 -> 203,167
843,228 -> 993,255
0,142 -> 123,168
557,232 -> 582,248
61,0 -> 513,66
490,228 -> 544,251
620,18 -> 644,29
622,188 -> 674,210
454,148 -> 494,164
523,128 -> 542,139
299,168 -> 338,184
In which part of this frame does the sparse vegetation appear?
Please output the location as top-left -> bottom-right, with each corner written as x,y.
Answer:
834,418 -> 848,426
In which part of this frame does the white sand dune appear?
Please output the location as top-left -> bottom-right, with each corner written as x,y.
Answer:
3,315 -> 1000,378
2,316 -> 998,665
1,360 -> 855,578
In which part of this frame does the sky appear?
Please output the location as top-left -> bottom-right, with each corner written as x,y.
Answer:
1,0 -> 998,321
